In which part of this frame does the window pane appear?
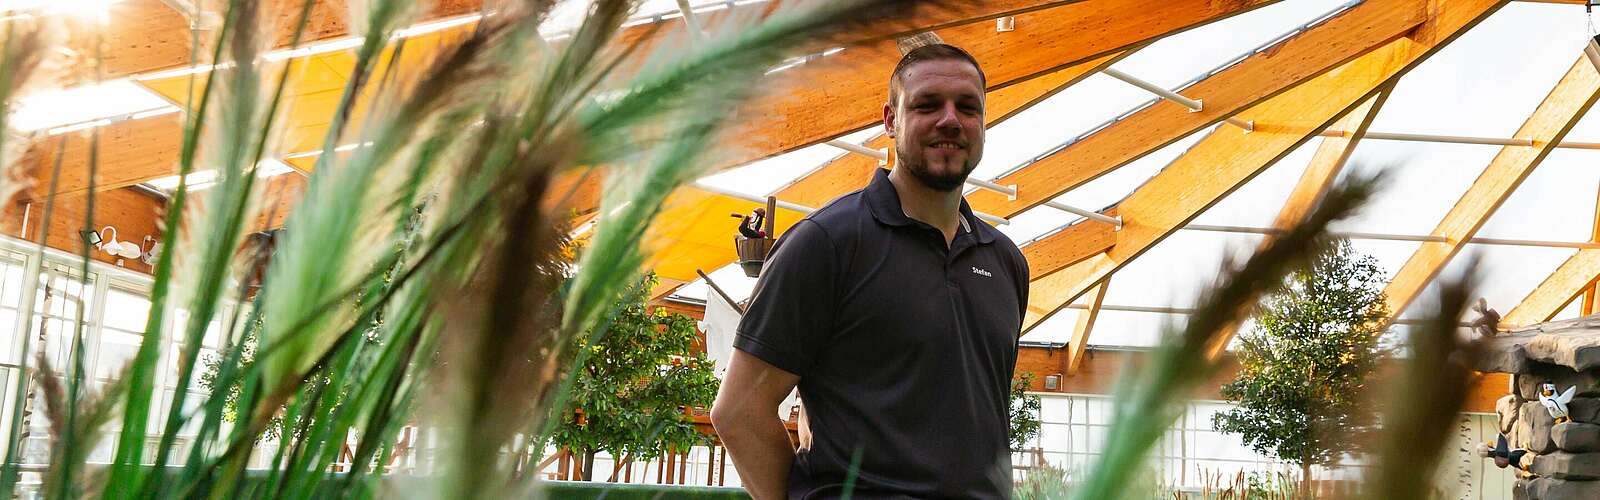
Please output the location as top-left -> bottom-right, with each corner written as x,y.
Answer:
172,309 -> 225,348
34,272 -> 93,319
103,289 -> 150,332
0,259 -> 24,307
0,308 -> 17,364
95,329 -> 142,381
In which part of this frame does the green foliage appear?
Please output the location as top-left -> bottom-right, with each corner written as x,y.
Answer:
548,273 -> 719,468
1212,240 -> 1389,470
1009,372 -> 1042,450
1068,175 -> 1381,500
0,0 -> 952,498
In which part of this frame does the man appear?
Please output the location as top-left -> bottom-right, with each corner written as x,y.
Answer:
710,44 -> 1029,499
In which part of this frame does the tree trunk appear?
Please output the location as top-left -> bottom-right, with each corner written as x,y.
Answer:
582,449 -> 597,481
608,452 -> 632,482
1300,457 -> 1312,499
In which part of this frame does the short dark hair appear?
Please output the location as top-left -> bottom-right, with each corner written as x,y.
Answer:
887,43 -> 987,107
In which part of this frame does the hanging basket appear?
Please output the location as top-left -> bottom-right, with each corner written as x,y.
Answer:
735,235 -> 775,278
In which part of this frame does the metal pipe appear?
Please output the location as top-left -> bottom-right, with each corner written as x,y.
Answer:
825,139 -> 887,161
692,181 -> 1011,225
1060,303 -> 1464,327
693,181 -> 818,214
1318,129 -> 1533,147
1043,201 -> 1122,227
966,177 -> 1017,198
674,0 -> 706,40
1181,224 -> 1600,249
1102,68 -> 1203,112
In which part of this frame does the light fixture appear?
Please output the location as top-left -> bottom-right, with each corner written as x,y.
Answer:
139,236 -> 161,265
91,226 -> 143,260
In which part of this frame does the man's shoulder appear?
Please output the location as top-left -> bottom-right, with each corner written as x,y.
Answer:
794,188 -> 875,237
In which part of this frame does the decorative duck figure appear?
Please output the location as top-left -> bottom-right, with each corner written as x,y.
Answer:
1539,382 -> 1577,424
1477,433 -> 1533,471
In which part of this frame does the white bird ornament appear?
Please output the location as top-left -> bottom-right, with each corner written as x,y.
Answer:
1539,382 -> 1577,424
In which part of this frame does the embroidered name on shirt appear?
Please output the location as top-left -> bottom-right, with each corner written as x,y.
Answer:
971,266 -> 992,278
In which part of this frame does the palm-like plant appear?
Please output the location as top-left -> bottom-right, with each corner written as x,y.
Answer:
0,0 -> 954,497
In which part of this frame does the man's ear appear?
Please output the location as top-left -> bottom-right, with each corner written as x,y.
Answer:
883,101 -> 896,138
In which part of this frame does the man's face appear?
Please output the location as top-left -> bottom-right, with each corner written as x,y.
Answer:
884,59 -> 985,192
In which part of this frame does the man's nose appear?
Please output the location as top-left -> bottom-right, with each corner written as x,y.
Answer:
934,103 -> 962,131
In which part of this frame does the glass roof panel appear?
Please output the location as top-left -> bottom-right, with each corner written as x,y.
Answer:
1367,1 -> 1589,139
1004,125 -> 1218,246
696,127 -> 880,200
996,206 -> 1078,245
1100,230 -> 1262,309
968,73 -> 1153,183
1085,310 -> 1180,349
972,0 -> 1353,190
1400,245 -> 1576,321
1188,139 -> 1322,228
1330,142 -> 1500,235
1475,148 -> 1600,242
1109,0 -> 1356,90
1554,294 -> 1586,322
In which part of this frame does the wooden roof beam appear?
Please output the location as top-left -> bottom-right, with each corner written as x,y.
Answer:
710,0 -> 1283,177
1382,54 -> 1600,324
1020,0 -> 1507,282
57,0 -> 1234,207
19,114 -> 185,201
1503,249 -> 1600,327
1019,15 -> 1486,332
1065,278 -> 1108,375
964,0 -> 1486,220
575,0 -> 1286,224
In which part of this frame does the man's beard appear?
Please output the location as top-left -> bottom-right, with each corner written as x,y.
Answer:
902,158 -> 974,192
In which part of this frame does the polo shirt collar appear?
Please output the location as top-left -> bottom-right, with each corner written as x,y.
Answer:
864,168 -> 997,244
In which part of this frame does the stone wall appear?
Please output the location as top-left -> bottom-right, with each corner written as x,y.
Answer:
1478,316 -> 1600,500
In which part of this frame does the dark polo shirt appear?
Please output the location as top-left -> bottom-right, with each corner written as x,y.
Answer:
734,168 -> 1029,499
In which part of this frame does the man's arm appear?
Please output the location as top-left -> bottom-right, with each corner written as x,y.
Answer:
711,350 -> 801,500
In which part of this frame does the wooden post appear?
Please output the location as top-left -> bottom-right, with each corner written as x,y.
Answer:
679,450 -> 690,484
1586,180 -> 1600,314
707,445 -> 716,485
558,449 -> 569,480
764,196 -> 777,236
718,446 -> 728,486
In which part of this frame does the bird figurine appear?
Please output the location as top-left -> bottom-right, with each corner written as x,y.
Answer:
1468,298 -> 1500,338
732,208 -> 767,239
1539,382 -> 1577,424
1477,433 -> 1533,471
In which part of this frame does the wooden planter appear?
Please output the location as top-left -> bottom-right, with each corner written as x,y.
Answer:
734,236 -> 774,278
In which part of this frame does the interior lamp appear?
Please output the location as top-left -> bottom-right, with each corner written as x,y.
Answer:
90,226 -> 143,260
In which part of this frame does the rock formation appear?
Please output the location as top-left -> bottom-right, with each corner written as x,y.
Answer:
1477,315 -> 1600,500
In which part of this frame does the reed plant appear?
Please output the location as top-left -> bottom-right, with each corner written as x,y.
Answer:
0,1 -> 1505,498
0,0 -> 957,497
